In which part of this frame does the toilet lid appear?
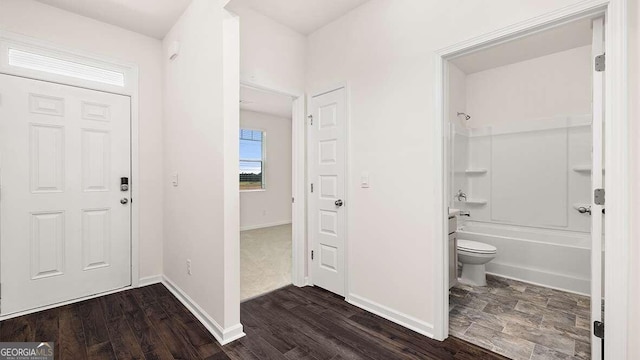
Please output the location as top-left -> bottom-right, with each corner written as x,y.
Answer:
457,239 -> 497,254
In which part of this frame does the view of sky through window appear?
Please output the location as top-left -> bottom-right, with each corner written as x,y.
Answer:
240,129 -> 264,190
240,129 -> 263,174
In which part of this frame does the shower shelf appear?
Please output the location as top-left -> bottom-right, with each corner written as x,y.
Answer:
465,169 -> 488,175
464,199 -> 487,205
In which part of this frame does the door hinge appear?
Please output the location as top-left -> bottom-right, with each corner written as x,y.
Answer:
292,197 -> 295,203
595,53 -> 605,72
311,250 -> 314,260
308,115 -> 313,125
594,188 -> 605,205
310,183 -> 314,193
594,321 -> 604,339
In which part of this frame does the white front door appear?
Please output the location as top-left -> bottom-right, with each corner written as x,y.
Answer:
590,17 -> 605,360
308,87 -> 346,296
0,75 -> 132,315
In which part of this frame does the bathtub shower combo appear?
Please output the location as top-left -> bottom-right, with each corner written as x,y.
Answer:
450,115 -> 599,295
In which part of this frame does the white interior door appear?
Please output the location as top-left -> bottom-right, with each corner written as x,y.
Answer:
590,17 -> 605,360
308,87 -> 346,296
0,75 -> 131,315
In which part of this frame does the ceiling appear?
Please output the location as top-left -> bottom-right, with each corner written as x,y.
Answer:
450,18 -> 593,74
34,0 -> 192,39
240,86 -> 293,118
226,0 -> 370,35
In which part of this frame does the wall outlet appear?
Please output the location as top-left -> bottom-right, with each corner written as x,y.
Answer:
186,259 -> 192,275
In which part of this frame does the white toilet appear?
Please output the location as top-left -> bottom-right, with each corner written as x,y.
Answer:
457,239 -> 497,286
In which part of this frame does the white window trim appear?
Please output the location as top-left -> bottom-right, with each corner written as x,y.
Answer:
239,127 -> 267,192
0,30 -> 141,292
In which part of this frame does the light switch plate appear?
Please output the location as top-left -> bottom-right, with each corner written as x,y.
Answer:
361,173 -> 370,188
171,172 -> 179,187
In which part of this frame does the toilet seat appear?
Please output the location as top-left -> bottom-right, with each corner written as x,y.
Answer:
457,239 -> 497,255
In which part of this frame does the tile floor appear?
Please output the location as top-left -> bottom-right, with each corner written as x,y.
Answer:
240,224 -> 292,300
450,275 -> 592,360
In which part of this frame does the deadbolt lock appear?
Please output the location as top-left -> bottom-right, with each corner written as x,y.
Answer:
120,177 -> 129,192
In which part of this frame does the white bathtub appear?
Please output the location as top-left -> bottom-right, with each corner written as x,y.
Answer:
457,221 -> 592,295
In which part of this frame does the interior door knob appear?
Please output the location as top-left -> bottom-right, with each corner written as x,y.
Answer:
577,206 -> 591,215
120,198 -> 129,205
335,199 -> 343,207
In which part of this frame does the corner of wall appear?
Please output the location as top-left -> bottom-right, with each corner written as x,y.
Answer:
161,0 -> 243,344
222,6 -> 242,333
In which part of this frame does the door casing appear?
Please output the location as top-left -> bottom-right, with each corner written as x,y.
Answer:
238,80 -> 308,289
0,30 -> 140,321
434,3 -> 630,360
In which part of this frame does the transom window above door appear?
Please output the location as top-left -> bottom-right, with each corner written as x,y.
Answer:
240,129 -> 265,191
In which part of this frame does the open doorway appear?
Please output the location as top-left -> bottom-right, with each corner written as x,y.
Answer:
442,16 -> 604,360
239,84 -> 296,300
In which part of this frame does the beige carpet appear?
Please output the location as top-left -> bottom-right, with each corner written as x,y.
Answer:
240,224 -> 292,300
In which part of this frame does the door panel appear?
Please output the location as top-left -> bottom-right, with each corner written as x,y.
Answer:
0,75 -> 131,315
309,88 -> 346,296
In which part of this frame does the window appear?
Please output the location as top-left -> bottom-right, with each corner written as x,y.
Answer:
240,129 -> 265,190
7,48 -> 126,87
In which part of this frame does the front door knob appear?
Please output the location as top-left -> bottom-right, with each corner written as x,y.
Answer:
335,199 -> 343,207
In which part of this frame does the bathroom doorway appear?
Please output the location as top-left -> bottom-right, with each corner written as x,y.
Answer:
439,14 -> 606,360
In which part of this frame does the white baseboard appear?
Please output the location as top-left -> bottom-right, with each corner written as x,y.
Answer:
161,275 -> 245,345
347,293 -> 434,338
486,262 -> 590,296
138,275 -> 163,287
240,220 -> 292,231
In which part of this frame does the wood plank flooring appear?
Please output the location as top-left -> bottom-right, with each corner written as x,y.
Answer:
0,284 -> 507,360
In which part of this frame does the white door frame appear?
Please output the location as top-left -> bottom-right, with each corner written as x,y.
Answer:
433,2 -> 629,360
238,80 -> 307,288
0,30 -> 140,319
306,83 -> 350,297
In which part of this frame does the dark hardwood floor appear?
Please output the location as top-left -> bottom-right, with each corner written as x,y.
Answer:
0,284 -> 507,360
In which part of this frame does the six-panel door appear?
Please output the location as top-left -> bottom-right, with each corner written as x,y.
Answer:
309,88 -> 346,296
0,75 -> 131,315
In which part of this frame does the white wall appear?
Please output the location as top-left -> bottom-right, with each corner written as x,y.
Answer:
0,0 -> 164,280
466,46 -> 592,128
240,110 -> 292,230
448,64 -> 468,130
305,0 -> 603,336
229,6 -> 306,94
222,8 -> 242,340
628,0 -> 640,358
162,0 -> 241,341
457,46 -> 592,232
